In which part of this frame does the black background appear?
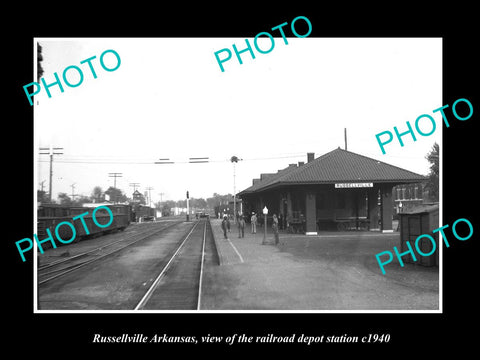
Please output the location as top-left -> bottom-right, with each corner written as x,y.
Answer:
7,4 -> 478,356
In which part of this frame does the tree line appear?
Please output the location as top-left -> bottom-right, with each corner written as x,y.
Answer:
155,193 -> 234,216
37,186 -> 140,206
38,186 -> 234,215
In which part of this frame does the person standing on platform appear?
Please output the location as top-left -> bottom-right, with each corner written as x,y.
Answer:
237,213 -> 245,238
251,212 -> 257,234
272,214 -> 279,245
286,212 -> 293,233
221,215 -> 229,239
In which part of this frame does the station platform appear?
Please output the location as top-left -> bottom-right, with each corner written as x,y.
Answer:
210,218 -> 278,266
201,218 -> 439,311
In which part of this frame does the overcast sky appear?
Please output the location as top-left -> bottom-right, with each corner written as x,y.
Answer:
34,38 -> 442,204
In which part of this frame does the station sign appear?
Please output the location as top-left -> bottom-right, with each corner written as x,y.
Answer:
335,182 -> 373,188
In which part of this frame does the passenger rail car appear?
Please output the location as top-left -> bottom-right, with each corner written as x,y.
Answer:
37,204 -> 131,249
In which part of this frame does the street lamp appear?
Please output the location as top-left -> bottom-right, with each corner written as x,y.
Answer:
262,206 -> 268,244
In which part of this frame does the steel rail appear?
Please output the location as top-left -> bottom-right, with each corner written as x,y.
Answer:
134,220 -> 201,310
196,220 -> 207,310
38,222 -> 179,271
37,221 -> 182,285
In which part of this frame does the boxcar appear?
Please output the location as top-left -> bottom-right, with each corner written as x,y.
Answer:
131,204 -> 156,222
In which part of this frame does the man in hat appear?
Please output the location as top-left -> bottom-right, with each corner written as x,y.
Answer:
237,213 -> 245,238
221,215 -> 230,239
251,212 -> 257,234
272,214 -> 279,245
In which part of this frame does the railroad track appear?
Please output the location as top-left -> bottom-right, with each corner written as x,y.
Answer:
37,218 -> 216,310
37,220 -> 183,285
135,219 -> 212,310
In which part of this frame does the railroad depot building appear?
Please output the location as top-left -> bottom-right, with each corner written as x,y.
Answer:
238,148 -> 426,234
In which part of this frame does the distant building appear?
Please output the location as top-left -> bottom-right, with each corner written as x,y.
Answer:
171,207 -> 188,216
132,190 -> 142,203
214,198 -> 242,219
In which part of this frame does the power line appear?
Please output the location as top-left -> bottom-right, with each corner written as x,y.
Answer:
40,153 -> 307,165
129,183 -> 140,193
38,150 -> 430,166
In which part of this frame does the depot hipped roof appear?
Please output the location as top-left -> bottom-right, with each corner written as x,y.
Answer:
238,148 -> 426,195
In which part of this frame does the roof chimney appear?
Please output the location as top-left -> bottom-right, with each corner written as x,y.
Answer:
307,152 -> 315,163
298,161 -> 305,166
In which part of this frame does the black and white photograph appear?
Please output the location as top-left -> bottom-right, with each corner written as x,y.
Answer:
8,6 -> 478,354
32,37 -> 441,312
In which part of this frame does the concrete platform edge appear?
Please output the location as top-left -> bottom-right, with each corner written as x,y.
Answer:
208,218 -> 225,266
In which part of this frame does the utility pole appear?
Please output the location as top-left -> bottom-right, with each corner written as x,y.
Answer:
145,186 -> 154,207
231,156 -> 242,223
70,183 -> 77,202
157,192 -> 164,217
158,192 -> 164,208
129,183 -> 140,193
186,190 -> 190,222
39,145 -> 63,203
108,172 -> 123,189
108,172 -> 123,204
